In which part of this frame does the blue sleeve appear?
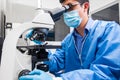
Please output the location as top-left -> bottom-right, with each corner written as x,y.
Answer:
48,37 -> 67,73
60,22 -> 120,80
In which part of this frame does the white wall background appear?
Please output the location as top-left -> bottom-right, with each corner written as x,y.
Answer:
89,0 -> 118,14
5,0 -> 119,23
6,0 -> 61,23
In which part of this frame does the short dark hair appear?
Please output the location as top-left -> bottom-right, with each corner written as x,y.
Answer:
59,0 -> 89,4
77,0 -> 89,5
78,0 -> 89,14
59,0 -> 89,14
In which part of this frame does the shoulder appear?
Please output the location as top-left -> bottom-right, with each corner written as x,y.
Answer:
93,20 -> 120,34
95,20 -> 120,39
89,20 -> 120,39
96,20 -> 120,29
101,20 -> 120,33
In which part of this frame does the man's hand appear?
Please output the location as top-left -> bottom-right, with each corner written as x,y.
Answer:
19,69 -> 53,80
25,29 -> 43,44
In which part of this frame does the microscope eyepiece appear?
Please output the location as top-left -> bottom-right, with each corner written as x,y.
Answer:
48,4 -> 71,22
48,2 -> 80,22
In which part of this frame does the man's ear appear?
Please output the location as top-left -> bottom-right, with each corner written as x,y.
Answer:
83,2 -> 89,13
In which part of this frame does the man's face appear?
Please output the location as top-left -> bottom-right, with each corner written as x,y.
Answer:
62,0 -> 81,11
62,0 -> 86,19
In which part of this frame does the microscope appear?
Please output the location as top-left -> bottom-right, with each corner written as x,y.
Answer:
17,27 -> 61,78
0,0 -> 76,79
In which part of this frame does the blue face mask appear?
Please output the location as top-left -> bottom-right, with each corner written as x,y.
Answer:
63,10 -> 82,28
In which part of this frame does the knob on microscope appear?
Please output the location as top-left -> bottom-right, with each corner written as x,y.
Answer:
18,69 -> 31,79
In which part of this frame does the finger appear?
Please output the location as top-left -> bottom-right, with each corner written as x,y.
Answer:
29,69 -> 44,75
19,75 -> 34,80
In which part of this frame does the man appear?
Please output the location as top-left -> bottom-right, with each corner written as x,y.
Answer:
19,0 -> 120,80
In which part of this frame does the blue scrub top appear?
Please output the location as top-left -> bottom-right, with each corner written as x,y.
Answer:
49,18 -> 120,80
